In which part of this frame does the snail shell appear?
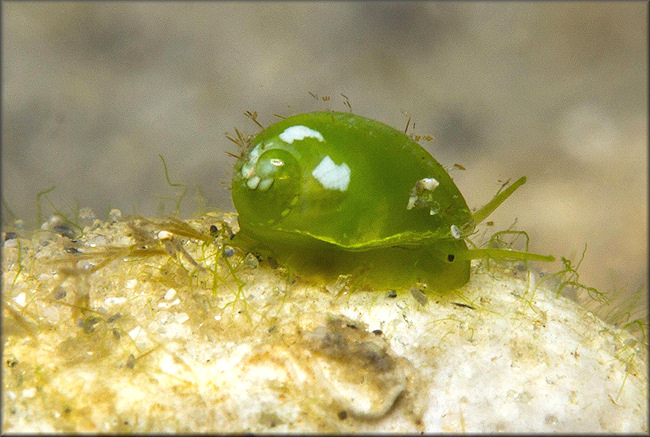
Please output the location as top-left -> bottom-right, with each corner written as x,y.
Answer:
232,111 -> 475,290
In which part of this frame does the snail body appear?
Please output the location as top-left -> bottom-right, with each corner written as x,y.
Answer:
231,111 -> 553,291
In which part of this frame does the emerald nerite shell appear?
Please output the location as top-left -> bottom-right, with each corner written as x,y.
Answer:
231,111 -> 497,290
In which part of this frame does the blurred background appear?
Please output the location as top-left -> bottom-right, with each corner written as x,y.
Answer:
2,2 -> 647,312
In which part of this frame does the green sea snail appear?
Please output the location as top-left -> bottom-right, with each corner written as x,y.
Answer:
231,111 -> 554,291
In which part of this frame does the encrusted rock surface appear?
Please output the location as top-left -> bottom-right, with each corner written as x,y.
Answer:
2,212 -> 647,433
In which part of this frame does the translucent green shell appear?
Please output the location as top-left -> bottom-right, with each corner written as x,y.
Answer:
231,111 -> 552,291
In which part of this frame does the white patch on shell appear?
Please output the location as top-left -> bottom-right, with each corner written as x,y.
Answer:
246,175 -> 261,190
406,198 -> 416,210
241,143 -> 264,178
451,224 -> 461,239
407,177 -> 439,210
257,178 -> 274,191
279,125 -> 324,144
242,143 -> 277,191
421,177 -> 439,191
406,197 -> 417,210
312,156 -> 351,191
